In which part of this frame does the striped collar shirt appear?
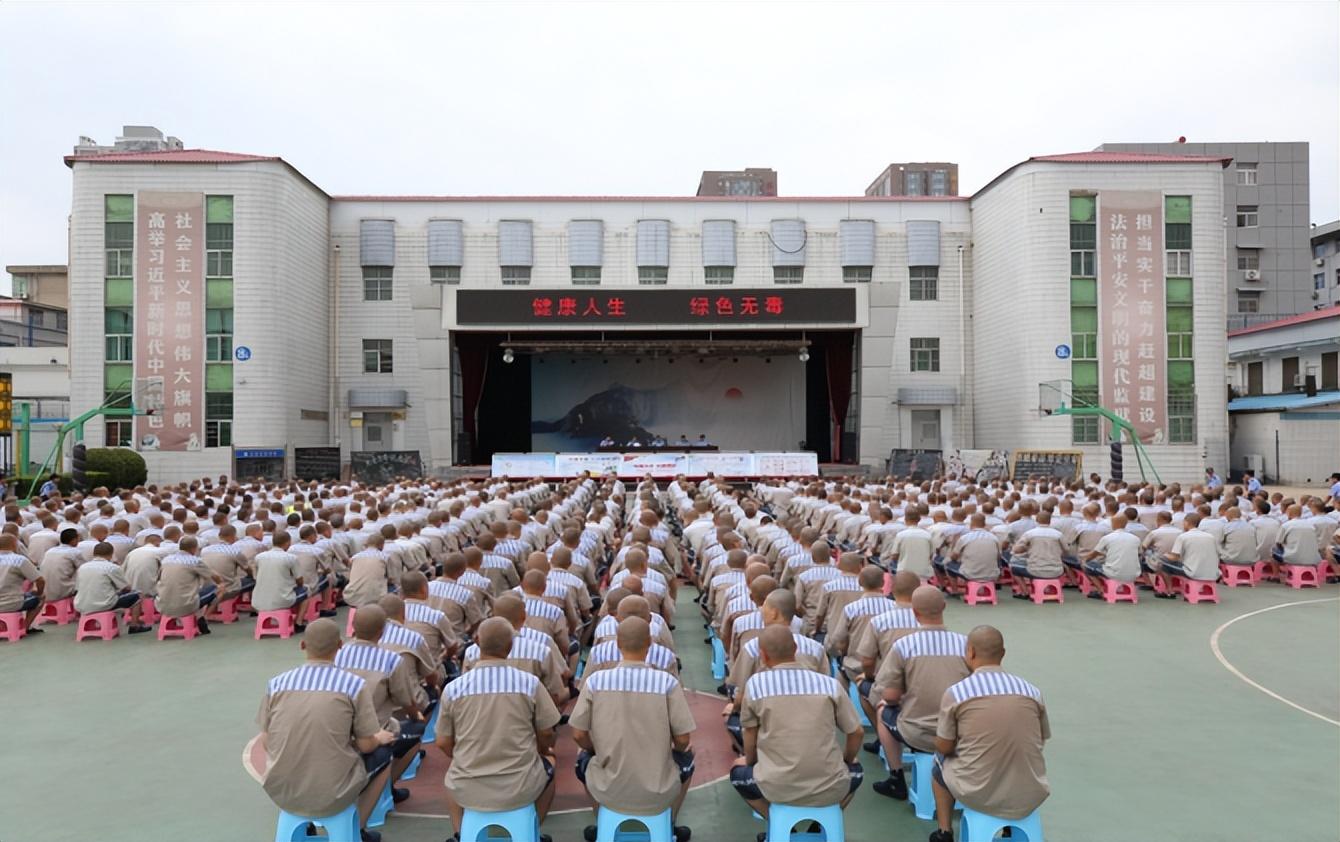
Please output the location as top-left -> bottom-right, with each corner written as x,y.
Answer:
267,663 -> 365,699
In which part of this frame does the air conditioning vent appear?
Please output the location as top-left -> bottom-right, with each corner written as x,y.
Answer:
1316,257 -> 1327,267
1243,269 -> 1261,281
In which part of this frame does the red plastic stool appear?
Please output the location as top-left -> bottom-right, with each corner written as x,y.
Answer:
158,614 -> 201,640
37,596 -> 78,626
77,611 -> 120,641
0,612 -> 27,641
1282,564 -> 1320,589
1101,579 -> 1138,604
140,597 -> 160,624
208,596 -> 240,624
1220,563 -> 1258,588
1181,579 -> 1220,604
962,580 -> 997,606
255,609 -> 295,640
1028,578 -> 1064,604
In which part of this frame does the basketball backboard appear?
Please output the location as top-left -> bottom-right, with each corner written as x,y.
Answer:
1038,380 -> 1072,415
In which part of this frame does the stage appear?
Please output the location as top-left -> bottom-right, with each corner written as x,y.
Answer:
489,450 -> 820,478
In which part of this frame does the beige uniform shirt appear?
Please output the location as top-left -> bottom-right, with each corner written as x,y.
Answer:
876,626 -> 970,752
740,663 -> 861,807
729,631 -> 828,691
201,543 -> 250,592
344,550 -> 390,608
0,552 -> 40,612
73,560 -> 127,615
891,528 -> 935,578
955,530 -> 1003,580
334,639 -> 422,723
39,546 -> 83,601
437,662 -> 562,811
582,640 -> 679,682
252,550 -> 302,612
852,605 -> 919,690
404,598 -> 458,664
828,595 -> 893,673
814,575 -> 862,636
123,545 -> 166,597
793,564 -> 843,634
463,632 -> 567,700
156,553 -> 215,618
256,663 -> 380,817
427,578 -> 483,640
937,666 -> 1050,820
1012,527 -> 1065,578
569,663 -> 696,814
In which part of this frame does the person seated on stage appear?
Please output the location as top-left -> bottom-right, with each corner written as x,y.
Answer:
730,626 -> 865,832
940,514 -> 1002,585
1217,506 -> 1259,567
436,617 -> 562,842
928,626 -> 1050,842
650,434 -> 668,448
38,528 -> 83,608
1006,512 -> 1066,593
1274,504 -> 1322,567
334,605 -> 426,806
1079,513 -> 1141,596
571,616 -> 696,842
256,618 -> 396,842
0,534 -> 45,635
627,437 -> 644,449
252,532 -> 311,629
156,536 -> 223,633
200,526 -> 256,607
74,541 -> 149,633
872,587 -> 969,800
1154,513 -> 1220,598
676,434 -> 692,447
598,435 -> 617,449
694,434 -> 711,448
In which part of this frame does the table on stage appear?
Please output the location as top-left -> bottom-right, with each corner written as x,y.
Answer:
596,445 -> 720,453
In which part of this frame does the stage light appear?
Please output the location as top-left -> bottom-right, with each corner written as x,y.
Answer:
799,348 -> 810,362
502,348 -> 515,364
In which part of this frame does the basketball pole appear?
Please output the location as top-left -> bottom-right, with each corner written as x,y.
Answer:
18,397 -> 153,504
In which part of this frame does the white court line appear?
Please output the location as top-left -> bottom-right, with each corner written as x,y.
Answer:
1208,596 -> 1339,727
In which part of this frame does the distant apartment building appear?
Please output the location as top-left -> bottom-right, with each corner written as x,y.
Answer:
1312,220 -> 1340,310
696,168 -> 777,197
2,265 -> 68,347
73,125 -> 184,157
1099,142 -> 1311,326
864,163 -> 958,197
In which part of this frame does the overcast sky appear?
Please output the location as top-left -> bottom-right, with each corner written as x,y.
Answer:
1,0 -> 1336,273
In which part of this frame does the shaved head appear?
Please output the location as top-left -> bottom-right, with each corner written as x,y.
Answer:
759,624 -> 797,666
911,585 -> 946,621
376,594 -> 406,623
859,565 -> 885,591
763,588 -> 797,622
302,618 -> 342,659
839,552 -> 863,573
967,625 -> 1005,665
493,594 -> 526,627
476,617 -> 515,658
749,574 -> 777,604
616,616 -> 651,657
353,604 -> 387,641
616,594 -> 651,622
400,571 -> 428,600
892,570 -> 922,600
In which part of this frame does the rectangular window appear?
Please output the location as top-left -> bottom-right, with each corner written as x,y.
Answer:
904,171 -> 925,196
638,267 -> 668,285
1070,366 -> 1100,444
104,307 -> 133,362
571,266 -> 602,285
205,391 -> 233,448
773,266 -> 803,285
1166,251 -> 1192,277
1168,360 -> 1195,444
704,266 -> 734,285
105,225 -> 133,278
1070,306 -> 1098,359
1236,205 -> 1259,228
843,266 -> 872,284
429,266 -> 461,285
1315,273 -> 1326,291
362,266 -> 393,300
910,337 -> 940,372
206,196 -> 233,279
1282,356 -> 1299,390
500,266 -> 531,286
930,170 -> 948,196
105,417 -> 131,448
1237,252 -> 1260,271
206,308 -> 234,362
1070,220 -> 1096,278
1236,164 -> 1258,186
909,266 -> 938,300
362,339 -> 393,373
1165,223 -> 1192,251
1166,305 -> 1194,359
1237,293 -> 1260,313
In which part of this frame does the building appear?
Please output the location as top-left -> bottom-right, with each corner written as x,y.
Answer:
1312,220 -> 1340,310
695,168 -> 777,197
1,265 -> 68,347
73,125 -> 184,158
864,163 -> 958,197
1099,142 -> 1312,326
1226,306 -> 1340,484
0,266 -> 71,471
63,145 -> 1229,483
0,346 -> 70,475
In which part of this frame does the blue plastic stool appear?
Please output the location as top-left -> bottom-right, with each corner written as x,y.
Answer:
846,680 -> 871,727
458,803 -> 541,841
959,805 -> 1044,841
401,748 -> 422,781
596,806 -> 673,841
905,750 -> 935,821
767,803 -> 845,841
421,699 -> 439,744
274,801 -> 360,842
828,657 -> 840,678
710,634 -> 726,680
367,778 -> 394,828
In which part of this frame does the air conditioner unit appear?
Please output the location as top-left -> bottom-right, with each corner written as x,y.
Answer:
1293,374 -> 1306,387
1317,258 -> 1327,267
1243,269 -> 1261,281
1242,454 -> 1264,474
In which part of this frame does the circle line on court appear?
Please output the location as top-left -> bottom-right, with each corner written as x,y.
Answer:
1208,597 -> 1339,728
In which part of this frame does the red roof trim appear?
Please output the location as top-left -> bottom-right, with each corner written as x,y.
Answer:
1227,305 -> 1340,337
329,194 -> 968,203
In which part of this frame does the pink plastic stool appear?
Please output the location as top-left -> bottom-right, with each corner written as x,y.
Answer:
1101,579 -> 1138,604
962,580 -> 997,606
77,611 -> 120,641
255,609 -> 296,640
881,572 -> 894,597
302,595 -> 321,623
996,567 -> 1014,589
1181,579 -> 1219,604
1220,564 -> 1258,588
37,596 -> 78,626
1282,564 -> 1320,589
158,614 -> 201,640
208,596 -> 240,624
235,590 -> 253,613
1257,561 -> 1281,582
139,597 -> 160,624
1322,559 -> 1340,581
0,612 -> 27,641
345,607 -> 358,637
1028,578 -> 1064,604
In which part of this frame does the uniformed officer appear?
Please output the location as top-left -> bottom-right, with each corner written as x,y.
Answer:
436,617 -> 562,842
571,617 -> 696,842
929,625 -> 1050,842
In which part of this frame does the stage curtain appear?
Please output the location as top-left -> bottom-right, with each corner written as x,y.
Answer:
821,332 -> 854,461
455,334 -> 490,462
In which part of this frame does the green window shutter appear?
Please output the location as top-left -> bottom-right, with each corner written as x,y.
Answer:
1069,196 -> 1096,223
105,195 -> 134,222
105,277 -> 133,307
104,363 -> 133,392
1166,277 -> 1193,306
206,278 -> 234,308
103,307 -> 133,333
1070,306 -> 1098,333
206,308 -> 234,333
1166,306 -> 1193,333
1071,360 -> 1099,388
1165,196 -> 1192,224
206,363 -> 233,391
1070,278 -> 1097,306
1165,223 -> 1192,250
206,196 -> 234,224
1168,361 -> 1195,388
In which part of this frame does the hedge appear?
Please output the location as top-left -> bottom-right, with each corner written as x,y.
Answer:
85,448 -> 147,491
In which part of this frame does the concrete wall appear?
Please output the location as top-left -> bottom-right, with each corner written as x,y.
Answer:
0,346 -> 69,473
1230,407 -> 1340,484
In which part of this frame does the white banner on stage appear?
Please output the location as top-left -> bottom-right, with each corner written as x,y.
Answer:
689,452 -> 756,475
491,453 -> 557,477
554,453 -> 624,476
754,452 -> 819,475
489,451 -> 818,478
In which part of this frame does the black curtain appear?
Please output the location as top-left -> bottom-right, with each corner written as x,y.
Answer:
476,346 -> 531,462
804,343 -> 832,463
818,332 -> 854,462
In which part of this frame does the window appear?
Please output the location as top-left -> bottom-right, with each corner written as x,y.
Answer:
105,308 -> 133,361
1167,305 -> 1194,359
638,267 -> 668,285
1237,252 -> 1260,271
105,420 -> 131,448
500,266 -> 531,285
105,195 -> 133,279
1315,273 -> 1326,291
843,266 -> 872,284
1072,384 -> 1100,444
1069,222 -> 1096,278
929,170 -> 948,196
1164,250 -> 1191,277
11,275 -> 29,299
362,339 -> 393,373
1236,205 -> 1259,228
1236,164 -> 1258,186
1071,306 -> 1098,359
56,311 -> 68,331
704,267 -> 734,285
1237,293 -> 1260,313
910,337 -> 940,372
571,266 -> 601,285
363,266 -> 392,300
909,266 -> 938,301
206,308 -> 233,362
430,266 -> 461,285
904,171 -> 925,196
205,392 -> 233,448
205,224 -> 233,277
773,266 -> 803,285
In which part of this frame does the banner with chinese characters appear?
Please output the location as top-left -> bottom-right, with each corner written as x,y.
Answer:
1098,192 -> 1166,444
135,192 -> 205,451
455,288 -> 856,326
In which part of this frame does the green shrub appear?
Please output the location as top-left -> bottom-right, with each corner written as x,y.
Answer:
84,470 -> 112,490
13,474 -> 74,499
86,448 -> 147,491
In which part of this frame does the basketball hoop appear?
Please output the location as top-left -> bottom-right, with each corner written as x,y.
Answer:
133,377 -> 166,416
1037,380 -> 1072,416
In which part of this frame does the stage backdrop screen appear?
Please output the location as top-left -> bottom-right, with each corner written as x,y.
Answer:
530,356 -> 805,452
